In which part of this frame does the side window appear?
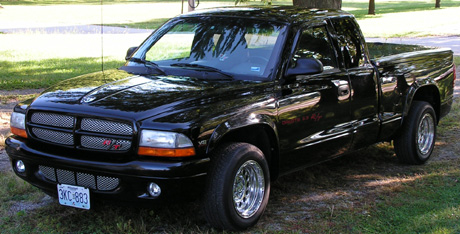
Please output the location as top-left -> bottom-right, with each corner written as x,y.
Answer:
292,26 -> 338,70
332,18 -> 366,68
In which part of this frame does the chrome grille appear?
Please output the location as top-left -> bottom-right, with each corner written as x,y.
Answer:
39,165 -> 119,191
31,128 -> 74,145
39,165 -> 56,181
31,112 -> 75,128
97,176 -> 120,191
76,172 -> 96,189
81,135 -> 108,150
57,169 -> 75,184
81,135 -> 132,151
81,118 -> 133,135
28,111 -> 133,152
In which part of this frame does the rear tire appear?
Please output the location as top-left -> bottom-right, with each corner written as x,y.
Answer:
394,101 -> 437,164
203,143 -> 270,231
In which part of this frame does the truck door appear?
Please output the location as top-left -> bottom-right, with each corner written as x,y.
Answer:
330,17 -> 380,150
277,25 -> 353,174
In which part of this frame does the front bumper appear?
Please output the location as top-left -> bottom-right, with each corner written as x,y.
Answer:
5,136 -> 209,202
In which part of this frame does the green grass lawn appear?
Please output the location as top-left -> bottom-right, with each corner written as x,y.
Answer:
358,166 -> 460,233
0,57 -> 122,90
0,34 -> 146,90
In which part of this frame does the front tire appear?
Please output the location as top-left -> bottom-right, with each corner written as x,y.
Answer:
394,101 -> 437,164
203,143 -> 270,231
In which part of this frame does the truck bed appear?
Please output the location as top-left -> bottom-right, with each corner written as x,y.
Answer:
367,42 -> 433,59
367,42 -> 455,119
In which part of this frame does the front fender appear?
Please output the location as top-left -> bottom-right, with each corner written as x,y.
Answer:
206,113 -> 279,154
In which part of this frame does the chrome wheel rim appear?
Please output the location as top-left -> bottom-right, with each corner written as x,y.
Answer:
417,113 -> 435,157
232,160 -> 265,219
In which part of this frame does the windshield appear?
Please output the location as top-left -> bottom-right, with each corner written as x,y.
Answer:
133,17 -> 287,81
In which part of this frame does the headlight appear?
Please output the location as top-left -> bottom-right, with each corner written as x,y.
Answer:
10,112 -> 28,138
138,130 -> 195,157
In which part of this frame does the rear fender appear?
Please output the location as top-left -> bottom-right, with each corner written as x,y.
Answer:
402,82 -> 441,124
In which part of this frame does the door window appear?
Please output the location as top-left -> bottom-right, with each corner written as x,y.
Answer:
292,26 -> 338,70
331,18 -> 367,68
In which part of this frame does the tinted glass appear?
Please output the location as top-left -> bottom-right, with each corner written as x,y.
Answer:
332,18 -> 366,68
293,26 -> 338,70
138,17 -> 287,80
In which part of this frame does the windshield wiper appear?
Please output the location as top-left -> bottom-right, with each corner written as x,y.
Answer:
129,58 -> 165,75
170,63 -> 233,79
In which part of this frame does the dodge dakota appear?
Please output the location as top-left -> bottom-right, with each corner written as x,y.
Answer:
6,6 -> 456,230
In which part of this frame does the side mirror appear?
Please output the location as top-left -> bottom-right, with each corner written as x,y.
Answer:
286,58 -> 323,77
125,47 -> 138,60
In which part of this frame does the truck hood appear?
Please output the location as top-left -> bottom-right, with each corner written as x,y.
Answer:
29,69 -> 270,123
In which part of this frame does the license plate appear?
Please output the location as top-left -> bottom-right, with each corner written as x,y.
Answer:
57,184 -> 90,210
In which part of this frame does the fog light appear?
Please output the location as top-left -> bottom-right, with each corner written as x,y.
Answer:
148,182 -> 161,198
16,160 -> 26,173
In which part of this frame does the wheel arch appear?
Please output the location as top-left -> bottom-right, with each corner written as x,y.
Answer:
404,84 -> 441,123
207,117 -> 280,180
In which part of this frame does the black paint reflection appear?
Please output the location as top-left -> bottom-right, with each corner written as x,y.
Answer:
31,69 -> 276,125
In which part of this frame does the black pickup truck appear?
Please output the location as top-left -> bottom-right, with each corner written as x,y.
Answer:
6,6 -> 456,231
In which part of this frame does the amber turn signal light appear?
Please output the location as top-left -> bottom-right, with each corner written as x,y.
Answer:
11,126 -> 28,139
138,147 -> 196,157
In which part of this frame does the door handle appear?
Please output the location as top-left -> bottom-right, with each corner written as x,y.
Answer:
332,80 -> 351,100
381,76 -> 396,84
338,85 -> 350,96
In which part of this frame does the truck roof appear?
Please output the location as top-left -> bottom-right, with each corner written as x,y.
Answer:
180,6 -> 353,24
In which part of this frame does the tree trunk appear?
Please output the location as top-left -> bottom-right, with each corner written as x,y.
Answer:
368,0 -> 375,15
435,0 -> 441,8
292,0 -> 342,10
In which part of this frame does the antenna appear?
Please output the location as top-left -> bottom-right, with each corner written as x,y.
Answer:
100,0 -> 104,73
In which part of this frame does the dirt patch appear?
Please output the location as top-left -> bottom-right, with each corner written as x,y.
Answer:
1,109 -> 12,171
0,149 -> 10,171
454,65 -> 460,98
1,89 -> 44,170
0,89 -> 44,113
0,89 -> 44,96
7,196 -> 54,216
1,112 -> 10,139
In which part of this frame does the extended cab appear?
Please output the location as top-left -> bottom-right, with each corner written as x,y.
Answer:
6,6 -> 456,231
